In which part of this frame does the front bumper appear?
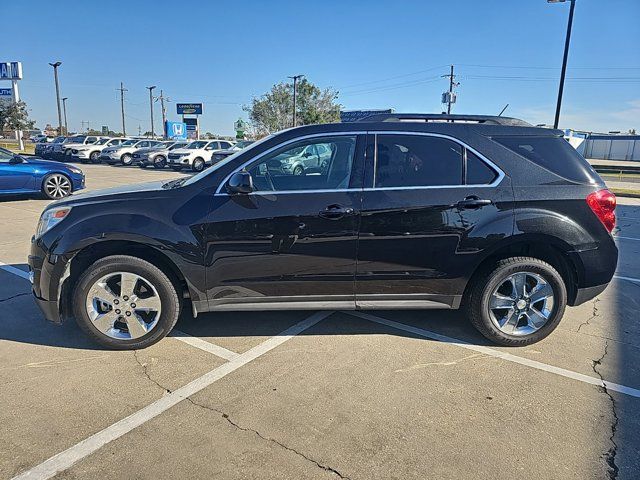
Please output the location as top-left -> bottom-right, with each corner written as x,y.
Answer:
28,240 -> 66,324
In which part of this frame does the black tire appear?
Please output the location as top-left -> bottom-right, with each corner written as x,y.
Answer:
72,255 -> 181,350
464,256 -> 567,346
89,151 -> 100,163
121,153 -> 133,166
153,155 -> 166,169
192,157 -> 205,172
293,165 -> 304,176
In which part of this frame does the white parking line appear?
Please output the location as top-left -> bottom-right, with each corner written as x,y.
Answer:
614,235 -> 640,242
613,274 -> 640,284
0,261 -> 30,280
12,311 -> 333,480
348,311 -> 640,399
170,329 -> 239,361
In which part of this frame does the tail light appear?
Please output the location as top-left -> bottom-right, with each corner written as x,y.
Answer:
586,189 -> 616,233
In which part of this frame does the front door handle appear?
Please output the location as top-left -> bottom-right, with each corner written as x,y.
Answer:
456,196 -> 492,209
319,204 -> 355,220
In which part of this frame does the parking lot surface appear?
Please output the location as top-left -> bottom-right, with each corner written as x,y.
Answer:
1,164 -> 640,479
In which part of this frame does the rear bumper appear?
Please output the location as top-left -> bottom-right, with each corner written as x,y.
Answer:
571,282 -> 609,306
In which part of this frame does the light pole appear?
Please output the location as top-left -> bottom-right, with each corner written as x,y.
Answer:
49,62 -> 63,135
288,75 -> 304,127
548,0 -> 576,129
62,97 -> 68,135
146,85 -> 156,138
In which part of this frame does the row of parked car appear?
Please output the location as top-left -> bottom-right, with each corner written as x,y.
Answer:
35,135 -> 254,172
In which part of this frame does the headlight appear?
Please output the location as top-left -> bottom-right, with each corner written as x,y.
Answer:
36,207 -> 72,238
68,166 -> 82,174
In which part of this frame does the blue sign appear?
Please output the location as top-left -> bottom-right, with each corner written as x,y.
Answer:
0,88 -> 12,97
176,103 -> 203,115
0,62 -> 22,80
166,121 -> 187,140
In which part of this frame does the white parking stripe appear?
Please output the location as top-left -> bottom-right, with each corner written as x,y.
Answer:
170,329 -> 239,360
348,311 -> 640,399
12,311 -> 333,480
613,274 -> 640,284
614,235 -> 640,242
0,261 -> 30,280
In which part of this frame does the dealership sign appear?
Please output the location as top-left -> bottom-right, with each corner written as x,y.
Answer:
0,62 -> 23,80
176,103 -> 203,115
0,88 -> 12,97
166,121 -> 188,140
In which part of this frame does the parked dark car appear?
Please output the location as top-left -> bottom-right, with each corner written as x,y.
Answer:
38,136 -> 65,159
29,114 -> 618,350
0,147 -> 85,199
210,140 -> 255,165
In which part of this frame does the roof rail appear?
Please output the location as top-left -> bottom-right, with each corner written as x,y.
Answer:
356,113 -> 531,127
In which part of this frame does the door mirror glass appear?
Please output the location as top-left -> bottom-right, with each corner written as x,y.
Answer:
226,171 -> 254,194
10,155 -> 24,164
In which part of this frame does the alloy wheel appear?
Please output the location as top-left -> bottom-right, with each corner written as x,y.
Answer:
85,272 -> 162,340
488,271 -> 554,336
44,174 -> 72,198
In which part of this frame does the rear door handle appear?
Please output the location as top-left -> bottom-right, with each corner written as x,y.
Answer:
456,196 -> 492,209
319,204 -> 355,220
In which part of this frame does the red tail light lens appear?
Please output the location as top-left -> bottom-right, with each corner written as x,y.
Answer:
586,189 -> 616,233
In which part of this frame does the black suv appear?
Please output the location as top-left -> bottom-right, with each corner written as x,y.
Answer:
28,114 -> 618,349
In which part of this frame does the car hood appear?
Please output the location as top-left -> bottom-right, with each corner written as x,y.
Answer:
170,148 -> 202,155
26,158 -> 78,169
52,180 -> 171,208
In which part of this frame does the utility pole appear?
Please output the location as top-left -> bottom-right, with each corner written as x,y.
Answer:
62,97 -> 68,135
156,89 -> 169,139
441,65 -> 459,115
146,86 -> 156,138
118,82 -> 127,136
548,0 -> 576,129
138,124 -> 142,136
288,74 -> 304,127
49,62 -> 63,135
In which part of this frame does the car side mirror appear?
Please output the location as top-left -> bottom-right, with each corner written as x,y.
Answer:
226,171 -> 254,194
10,155 -> 24,164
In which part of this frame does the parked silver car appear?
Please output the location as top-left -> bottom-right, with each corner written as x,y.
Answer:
135,141 -> 189,169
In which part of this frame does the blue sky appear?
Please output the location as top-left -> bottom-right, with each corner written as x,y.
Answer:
4,0 -> 639,135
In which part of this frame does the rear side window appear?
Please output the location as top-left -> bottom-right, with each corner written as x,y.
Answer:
493,136 -> 600,183
375,134 -> 463,187
466,151 -> 497,184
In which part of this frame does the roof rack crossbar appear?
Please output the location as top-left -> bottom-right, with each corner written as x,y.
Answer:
356,113 -> 531,127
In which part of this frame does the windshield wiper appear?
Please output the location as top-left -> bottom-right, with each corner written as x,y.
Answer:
162,177 -> 188,189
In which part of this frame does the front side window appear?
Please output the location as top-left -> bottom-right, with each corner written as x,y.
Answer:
375,134 -> 463,188
0,149 -> 14,163
246,136 -> 357,192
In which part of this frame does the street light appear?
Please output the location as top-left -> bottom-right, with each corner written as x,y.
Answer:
146,85 -> 156,138
49,62 -> 63,135
548,0 -> 576,129
62,97 -> 68,135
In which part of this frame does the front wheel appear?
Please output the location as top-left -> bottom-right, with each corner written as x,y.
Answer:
121,153 -> 133,166
89,151 -> 100,163
153,155 -> 166,169
192,157 -> 205,172
464,257 -> 567,346
42,173 -> 72,199
72,255 -> 180,350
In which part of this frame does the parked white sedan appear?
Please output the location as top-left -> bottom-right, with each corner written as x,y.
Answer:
71,137 -> 129,163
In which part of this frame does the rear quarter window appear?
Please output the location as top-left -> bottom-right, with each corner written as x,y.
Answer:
492,135 -> 600,184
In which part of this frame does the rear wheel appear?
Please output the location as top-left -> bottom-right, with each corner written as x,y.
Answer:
121,153 -> 133,166
293,165 -> 304,176
192,157 -> 205,172
464,256 -> 567,346
89,151 -> 100,163
42,173 -> 72,199
72,255 -> 180,350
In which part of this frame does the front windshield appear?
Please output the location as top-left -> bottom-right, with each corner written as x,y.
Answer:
236,141 -> 253,148
53,137 -> 65,143
95,138 -> 110,145
186,141 -> 208,149
121,140 -> 137,146
182,135 -> 274,187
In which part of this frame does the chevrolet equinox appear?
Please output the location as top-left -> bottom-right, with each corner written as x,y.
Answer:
29,114 -> 618,349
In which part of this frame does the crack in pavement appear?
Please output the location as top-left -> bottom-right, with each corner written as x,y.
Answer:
187,397 -> 351,480
577,297 -> 601,333
0,291 -> 30,303
592,341 -> 619,480
133,350 -> 172,394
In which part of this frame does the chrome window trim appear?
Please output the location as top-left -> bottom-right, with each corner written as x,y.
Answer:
214,130 -> 504,196
214,131 -> 366,195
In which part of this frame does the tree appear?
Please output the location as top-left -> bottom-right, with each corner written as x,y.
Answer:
0,100 -> 35,134
244,78 -> 341,135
